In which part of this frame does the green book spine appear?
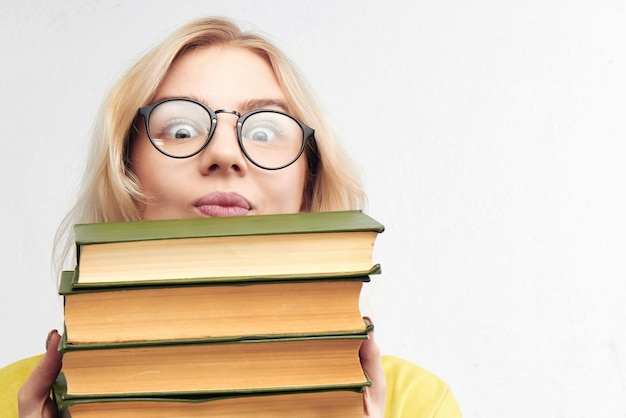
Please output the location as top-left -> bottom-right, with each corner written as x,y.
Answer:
58,326 -> 373,352
53,372 -> 368,404
74,210 -> 384,244
64,266 -> 380,290
59,269 -> 374,294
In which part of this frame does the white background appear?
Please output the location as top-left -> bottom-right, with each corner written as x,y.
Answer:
1,1 -> 625,417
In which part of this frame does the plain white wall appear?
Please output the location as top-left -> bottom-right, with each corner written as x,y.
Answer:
1,1 -> 625,416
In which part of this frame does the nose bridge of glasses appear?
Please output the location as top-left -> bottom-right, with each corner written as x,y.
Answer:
213,109 -> 243,133
214,109 -> 242,117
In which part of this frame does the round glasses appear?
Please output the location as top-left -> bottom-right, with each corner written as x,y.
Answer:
137,98 -> 315,170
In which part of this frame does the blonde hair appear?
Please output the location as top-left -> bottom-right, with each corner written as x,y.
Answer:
54,17 -> 365,270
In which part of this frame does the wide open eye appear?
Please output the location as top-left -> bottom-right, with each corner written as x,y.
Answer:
147,100 -> 212,156
241,111 -> 297,145
239,111 -> 305,168
243,121 -> 280,143
163,120 -> 203,140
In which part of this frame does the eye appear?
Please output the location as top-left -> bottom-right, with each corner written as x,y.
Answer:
242,112 -> 294,144
164,120 -> 203,140
244,122 -> 279,143
148,101 -> 211,142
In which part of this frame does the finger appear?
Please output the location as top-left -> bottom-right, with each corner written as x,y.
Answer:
32,330 -> 63,397
18,330 -> 63,415
360,317 -> 385,384
360,317 -> 386,417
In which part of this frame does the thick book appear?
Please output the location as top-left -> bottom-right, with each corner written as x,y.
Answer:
73,210 -> 383,286
53,377 -> 365,417
59,270 -> 372,345
58,334 -> 370,398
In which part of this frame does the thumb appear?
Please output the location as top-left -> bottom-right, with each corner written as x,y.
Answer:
18,330 -> 63,417
360,317 -> 386,417
360,317 -> 384,383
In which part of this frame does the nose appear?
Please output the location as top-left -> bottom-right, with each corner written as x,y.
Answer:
198,110 -> 248,176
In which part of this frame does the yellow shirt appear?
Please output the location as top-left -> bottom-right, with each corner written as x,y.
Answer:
0,354 -> 461,417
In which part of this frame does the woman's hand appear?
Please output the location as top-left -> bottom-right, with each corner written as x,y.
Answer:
360,317 -> 387,418
18,330 -> 63,418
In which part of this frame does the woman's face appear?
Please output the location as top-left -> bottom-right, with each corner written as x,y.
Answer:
130,46 -> 307,220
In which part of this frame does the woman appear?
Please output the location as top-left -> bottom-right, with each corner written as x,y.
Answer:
2,17 -> 461,417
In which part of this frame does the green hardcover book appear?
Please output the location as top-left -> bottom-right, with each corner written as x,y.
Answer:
59,270 -> 373,345
53,374 -> 366,417
57,333 -> 371,398
73,210 -> 384,287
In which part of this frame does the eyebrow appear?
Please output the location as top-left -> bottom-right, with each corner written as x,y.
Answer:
152,95 -> 290,114
238,98 -> 290,114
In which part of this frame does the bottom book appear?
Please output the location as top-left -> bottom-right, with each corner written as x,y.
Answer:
54,382 -> 365,417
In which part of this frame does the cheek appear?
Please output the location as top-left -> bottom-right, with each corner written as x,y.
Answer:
251,160 -> 306,214
129,133 -> 153,184
131,135 -> 179,195
264,160 -> 307,211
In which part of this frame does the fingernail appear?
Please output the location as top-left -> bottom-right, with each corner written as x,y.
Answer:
45,330 -> 57,350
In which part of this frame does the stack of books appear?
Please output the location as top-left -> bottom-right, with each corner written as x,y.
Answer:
52,210 -> 384,417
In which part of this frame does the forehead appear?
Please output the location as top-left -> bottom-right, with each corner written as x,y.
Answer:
155,46 -> 286,109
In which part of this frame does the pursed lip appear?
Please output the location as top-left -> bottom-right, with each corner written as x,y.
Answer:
194,191 -> 252,217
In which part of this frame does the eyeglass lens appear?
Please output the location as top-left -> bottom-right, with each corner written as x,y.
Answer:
147,100 -> 305,169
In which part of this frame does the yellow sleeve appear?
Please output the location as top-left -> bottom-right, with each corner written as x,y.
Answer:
382,355 -> 462,418
0,355 -> 43,418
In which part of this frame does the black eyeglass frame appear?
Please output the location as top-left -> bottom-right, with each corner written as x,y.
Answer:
137,97 -> 316,170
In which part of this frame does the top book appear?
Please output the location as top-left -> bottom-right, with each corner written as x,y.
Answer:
74,210 -> 384,286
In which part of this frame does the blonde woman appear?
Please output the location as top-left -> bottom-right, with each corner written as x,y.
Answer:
2,18 -> 462,418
